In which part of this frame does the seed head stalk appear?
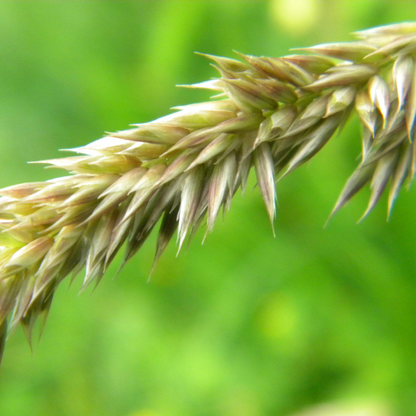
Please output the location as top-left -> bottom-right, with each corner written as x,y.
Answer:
0,22 -> 416,362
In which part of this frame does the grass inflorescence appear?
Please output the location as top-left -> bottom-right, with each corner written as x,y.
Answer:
1,22 -> 416,362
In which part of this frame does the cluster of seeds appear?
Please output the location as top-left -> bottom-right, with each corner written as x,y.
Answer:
0,22 -> 416,361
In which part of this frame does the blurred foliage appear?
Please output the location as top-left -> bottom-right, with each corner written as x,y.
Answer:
0,1 -> 416,415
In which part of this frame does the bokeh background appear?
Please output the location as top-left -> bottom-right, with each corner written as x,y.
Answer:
0,1 -> 416,415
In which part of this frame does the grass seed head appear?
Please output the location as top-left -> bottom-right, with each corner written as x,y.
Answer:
1,22 -> 416,363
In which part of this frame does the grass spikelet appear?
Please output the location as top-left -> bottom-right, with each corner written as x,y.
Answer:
1,22 -> 416,364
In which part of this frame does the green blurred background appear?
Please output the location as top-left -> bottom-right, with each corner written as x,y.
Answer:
0,1 -> 416,415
